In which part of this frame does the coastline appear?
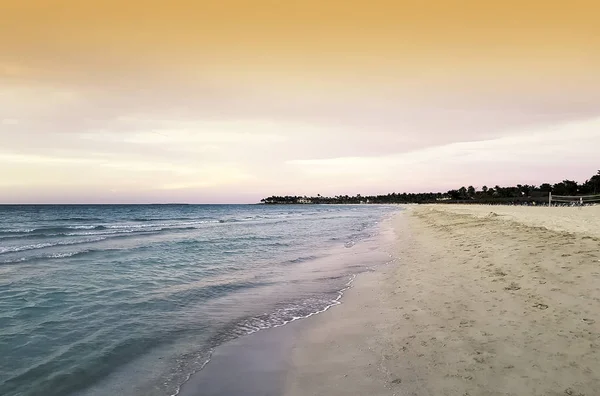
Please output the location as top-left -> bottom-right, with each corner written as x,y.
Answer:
178,205 -> 600,395
286,205 -> 600,395
177,256 -> 397,396
176,273 -> 358,396
176,211 -> 398,396
1,205 -> 398,396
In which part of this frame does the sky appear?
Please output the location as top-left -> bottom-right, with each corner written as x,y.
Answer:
1,1 -> 599,203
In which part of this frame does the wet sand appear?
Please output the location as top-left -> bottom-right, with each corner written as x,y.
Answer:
181,205 -> 600,396
287,205 -> 600,396
178,268 -> 395,396
178,323 -> 300,396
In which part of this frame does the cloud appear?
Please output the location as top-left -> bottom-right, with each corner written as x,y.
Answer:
286,117 -> 600,192
1,59 -> 599,202
80,119 -> 290,145
0,153 -> 98,165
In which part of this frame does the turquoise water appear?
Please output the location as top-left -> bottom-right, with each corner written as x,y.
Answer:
0,204 -> 398,396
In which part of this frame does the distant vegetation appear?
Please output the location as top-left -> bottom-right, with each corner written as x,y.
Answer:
260,170 -> 600,205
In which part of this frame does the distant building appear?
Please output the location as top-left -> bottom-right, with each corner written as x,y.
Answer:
297,198 -> 312,204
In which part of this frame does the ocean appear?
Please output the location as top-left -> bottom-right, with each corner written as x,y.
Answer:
0,204 -> 399,396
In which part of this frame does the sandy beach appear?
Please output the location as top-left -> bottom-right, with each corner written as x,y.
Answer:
286,204 -> 600,396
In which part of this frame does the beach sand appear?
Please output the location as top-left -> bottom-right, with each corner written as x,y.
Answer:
285,205 -> 600,396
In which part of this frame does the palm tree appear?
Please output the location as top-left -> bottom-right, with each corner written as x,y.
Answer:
467,186 -> 476,198
590,171 -> 600,194
494,185 -> 502,197
517,184 -> 523,195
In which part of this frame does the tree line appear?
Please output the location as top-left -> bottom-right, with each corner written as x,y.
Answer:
260,170 -> 600,205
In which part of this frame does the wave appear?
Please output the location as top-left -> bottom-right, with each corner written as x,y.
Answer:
0,225 -> 104,235
0,220 -> 220,234
0,229 -> 35,234
0,224 -> 204,241
64,226 -> 195,236
0,217 -> 287,237
105,221 -> 218,229
170,274 -> 357,396
0,247 -> 117,265
182,282 -> 355,356
216,216 -> 295,223
58,225 -> 98,230
47,251 -> 91,259
0,238 -> 107,255
282,255 -> 321,265
131,217 -> 200,222
52,218 -> 104,222
0,230 -> 140,241
218,219 -> 242,223
68,226 -> 196,236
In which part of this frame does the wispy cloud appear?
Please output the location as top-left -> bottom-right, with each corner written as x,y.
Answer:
286,117 -> 600,192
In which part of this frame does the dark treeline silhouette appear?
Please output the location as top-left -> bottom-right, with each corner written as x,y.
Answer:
260,170 -> 600,205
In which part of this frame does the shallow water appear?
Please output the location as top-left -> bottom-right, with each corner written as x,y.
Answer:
0,204 -> 398,396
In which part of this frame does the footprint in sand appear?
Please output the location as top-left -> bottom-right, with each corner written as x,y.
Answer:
459,320 -> 475,328
504,282 -> 521,291
565,388 -> 585,396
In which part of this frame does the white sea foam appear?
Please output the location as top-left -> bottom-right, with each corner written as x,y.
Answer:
170,273 -> 358,396
48,251 -> 88,259
0,237 -> 107,254
0,229 -> 35,233
101,220 -> 218,230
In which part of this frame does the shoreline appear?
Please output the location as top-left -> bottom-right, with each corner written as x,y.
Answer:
177,266 -> 397,396
176,212 -> 399,396
284,211 -> 410,396
175,273 -> 358,396
285,205 -> 600,395
179,204 -> 600,395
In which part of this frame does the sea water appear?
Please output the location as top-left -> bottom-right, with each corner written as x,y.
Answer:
0,204 -> 398,396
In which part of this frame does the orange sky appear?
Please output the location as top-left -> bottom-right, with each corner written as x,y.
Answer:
3,1 -> 599,85
1,1 -> 599,203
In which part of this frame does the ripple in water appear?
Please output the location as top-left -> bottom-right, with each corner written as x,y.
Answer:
0,204 -> 399,396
